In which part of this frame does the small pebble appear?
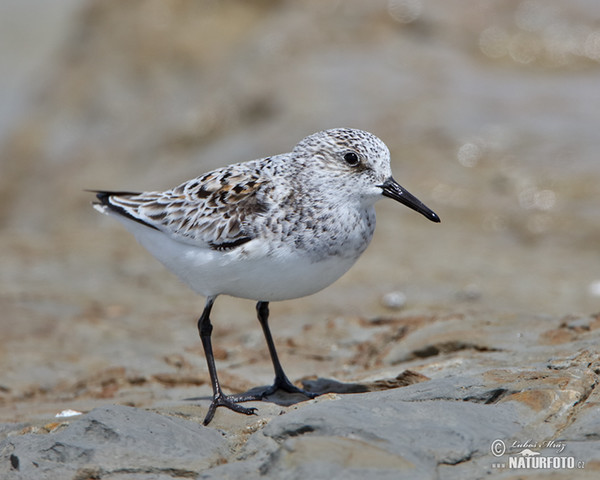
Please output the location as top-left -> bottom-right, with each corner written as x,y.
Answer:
55,409 -> 83,418
381,291 -> 407,310
456,283 -> 482,301
588,280 -> 600,297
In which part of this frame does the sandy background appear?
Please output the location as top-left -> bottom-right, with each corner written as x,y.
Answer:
1,0 -> 600,423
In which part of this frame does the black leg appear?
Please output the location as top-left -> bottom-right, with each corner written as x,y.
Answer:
197,296 -> 257,425
254,301 -> 317,399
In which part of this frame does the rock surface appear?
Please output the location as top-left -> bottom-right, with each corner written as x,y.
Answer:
1,405 -> 227,479
2,310 -> 599,479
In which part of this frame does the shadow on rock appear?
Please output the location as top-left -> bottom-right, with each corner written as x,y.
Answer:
184,369 -> 430,407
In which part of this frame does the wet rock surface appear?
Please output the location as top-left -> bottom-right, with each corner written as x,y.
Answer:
2,405 -> 227,479
1,309 -> 599,479
1,0 -> 600,478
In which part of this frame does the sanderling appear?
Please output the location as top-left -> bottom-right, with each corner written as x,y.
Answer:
91,128 -> 440,425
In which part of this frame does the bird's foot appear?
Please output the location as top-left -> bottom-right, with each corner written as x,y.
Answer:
265,375 -> 318,399
203,392 -> 258,426
234,375 -> 318,402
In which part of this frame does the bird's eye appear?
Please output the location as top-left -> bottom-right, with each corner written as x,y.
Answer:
343,151 -> 360,167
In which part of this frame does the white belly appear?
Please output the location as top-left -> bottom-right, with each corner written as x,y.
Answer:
129,222 -> 360,301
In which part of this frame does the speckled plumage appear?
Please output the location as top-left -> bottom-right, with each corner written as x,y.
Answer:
92,128 -> 440,424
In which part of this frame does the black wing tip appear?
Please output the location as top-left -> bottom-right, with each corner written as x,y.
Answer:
85,189 -> 142,205
87,189 -> 159,231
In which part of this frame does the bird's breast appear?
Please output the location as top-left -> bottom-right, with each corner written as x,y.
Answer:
266,204 -> 377,263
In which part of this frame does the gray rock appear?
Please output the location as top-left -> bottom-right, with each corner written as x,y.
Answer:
3,338 -> 599,479
0,405 -> 226,479
200,386 -> 525,479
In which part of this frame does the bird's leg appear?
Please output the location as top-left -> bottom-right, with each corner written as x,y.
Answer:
252,301 -> 317,399
197,296 -> 257,425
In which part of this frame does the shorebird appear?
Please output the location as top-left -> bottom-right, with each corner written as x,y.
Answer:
92,128 -> 440,424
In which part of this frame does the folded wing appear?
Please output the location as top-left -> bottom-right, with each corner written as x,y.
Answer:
92,165 -> 272,251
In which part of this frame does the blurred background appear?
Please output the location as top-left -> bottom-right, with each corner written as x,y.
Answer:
1,0 -> 599,418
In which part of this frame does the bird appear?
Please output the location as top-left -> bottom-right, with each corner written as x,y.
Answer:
91,128 -> 440,425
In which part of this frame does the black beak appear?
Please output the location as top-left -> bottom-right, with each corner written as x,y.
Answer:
379,177 -> 440,223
